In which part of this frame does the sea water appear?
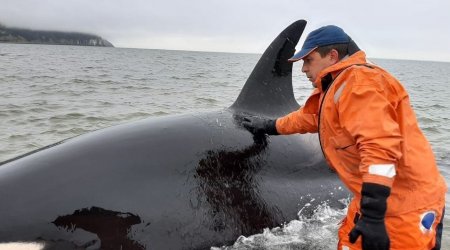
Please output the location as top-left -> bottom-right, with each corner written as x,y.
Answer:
0,43 -> 449,249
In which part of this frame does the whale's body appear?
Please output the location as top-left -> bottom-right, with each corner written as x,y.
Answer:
0,20 -> 349,249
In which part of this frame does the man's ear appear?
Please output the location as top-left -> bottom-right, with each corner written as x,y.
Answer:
329,49 -> 340,63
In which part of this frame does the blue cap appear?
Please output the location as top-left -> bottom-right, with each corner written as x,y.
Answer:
288,25 -> 350,62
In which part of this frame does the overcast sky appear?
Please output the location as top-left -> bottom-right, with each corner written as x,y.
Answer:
1,0 -> 449,62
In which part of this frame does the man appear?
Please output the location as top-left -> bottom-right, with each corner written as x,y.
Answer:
242,25 -> 446,250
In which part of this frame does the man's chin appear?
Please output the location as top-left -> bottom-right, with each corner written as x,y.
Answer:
307,78 -> 316,87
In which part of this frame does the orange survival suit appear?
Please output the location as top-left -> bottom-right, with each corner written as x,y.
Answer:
276,51 -> 447,249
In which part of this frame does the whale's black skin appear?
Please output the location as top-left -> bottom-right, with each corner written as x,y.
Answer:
0,20 -> 349,249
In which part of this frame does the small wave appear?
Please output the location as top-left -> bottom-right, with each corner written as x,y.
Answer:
49,113 -> 85,122
97,101 -> 114,106
418,116 -> 437,124
123,112 -> 152,120
8,134 -> 31,140
56,127 -> 91,136
430,104 -> 448,109
67,113 -> 85,118
70,78 -> 86,84
85,116 -> 113,122
100,80 -> 116,84
66,113 -> 85,118
27,107 -> 51,113
150,111 -> 169,116
171,76 -> 192,80
30,75 -> 57,80
196,97 -> 219,104
422,126 -> 442,134
4,109 -> 26,115
190,72 -> 208,78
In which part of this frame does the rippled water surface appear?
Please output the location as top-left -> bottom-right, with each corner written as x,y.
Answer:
0,43 -> 449,249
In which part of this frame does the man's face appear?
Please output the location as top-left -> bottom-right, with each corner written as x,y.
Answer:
301,50 -> 336,87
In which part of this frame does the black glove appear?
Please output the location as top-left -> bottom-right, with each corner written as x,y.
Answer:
349,183 -> 391,250
242,116 -> 278,135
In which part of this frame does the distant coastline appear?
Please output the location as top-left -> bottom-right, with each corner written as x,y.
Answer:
0,23 -> 113,47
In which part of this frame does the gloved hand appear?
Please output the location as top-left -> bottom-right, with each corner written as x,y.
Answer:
349,183 -> 391,250
349,215 -> 390,250
242,116 -> 278,135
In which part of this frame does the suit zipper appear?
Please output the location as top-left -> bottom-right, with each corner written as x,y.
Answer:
317,68 -> 351,164
318,86 -> 330,162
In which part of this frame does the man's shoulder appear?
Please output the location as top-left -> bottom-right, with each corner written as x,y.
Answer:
339,64 -> 408,99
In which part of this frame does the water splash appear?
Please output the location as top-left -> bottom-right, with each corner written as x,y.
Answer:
0,243 -> 44,250
212,199 -> 349,250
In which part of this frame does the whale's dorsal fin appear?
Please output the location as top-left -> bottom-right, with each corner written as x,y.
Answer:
230,20 -> 306,118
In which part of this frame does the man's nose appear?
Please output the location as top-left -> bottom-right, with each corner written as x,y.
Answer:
301,63 -> 307,73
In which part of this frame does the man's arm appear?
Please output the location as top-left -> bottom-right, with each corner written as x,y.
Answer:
276,106 -> 319,135
243,89 -> 320,136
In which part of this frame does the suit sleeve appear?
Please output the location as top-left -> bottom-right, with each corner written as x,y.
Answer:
276,107 -> 318,134
337,72 -> 403,188
275,90 -> 320,135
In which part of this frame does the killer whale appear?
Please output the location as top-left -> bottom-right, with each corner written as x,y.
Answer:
0,20 -> 349,249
